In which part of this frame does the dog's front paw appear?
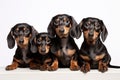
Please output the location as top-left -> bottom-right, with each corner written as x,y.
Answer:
80,62 -> 90,73
40,64 -> 48,71
30,64 -> 40,70
48,66 -> 58,71
98,61 -> 108,72
70,65 -> 80,71
70,60 -> 80,71
6,64 -> 18,70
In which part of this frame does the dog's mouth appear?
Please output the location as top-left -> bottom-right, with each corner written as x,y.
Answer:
17,43 -> 28,49
88,37 -> 94,41
57,33 -> 69,38
38,46 -> 50,55
86,37 -> 97,45
17,40 -> 28,47
40,52 -> 48,55
39,50 -> 49,55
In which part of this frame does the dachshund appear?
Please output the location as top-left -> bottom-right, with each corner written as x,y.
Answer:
6,23 -> 38,70
47,14 -> 81,70
30,32 -> 58,71
77,17 -> 120,73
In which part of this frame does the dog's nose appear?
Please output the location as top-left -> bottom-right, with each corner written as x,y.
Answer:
89,33 -> 94,37
19,39 -> 24,44
41,48 -> 46,52
59,29 -> 64,33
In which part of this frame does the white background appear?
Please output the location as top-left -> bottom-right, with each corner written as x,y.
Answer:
0,0 -> 120,67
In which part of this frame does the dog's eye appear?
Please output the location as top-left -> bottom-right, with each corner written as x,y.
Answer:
65,20 -> 70,25
95,26 -> 101,30
84,24 -> 89,29
14,30 -> 19,35
54,21 -> 59,26
54,22 -> 59,28
95,27 -> 101,32
24,29 -> 30,34
37,39 -> 42,44
46,40 -> 51,44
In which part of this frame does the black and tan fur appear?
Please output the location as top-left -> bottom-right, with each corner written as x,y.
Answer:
77,17 -> 120,73
47,14 -> 81,70
30,33 -> 58,71
6,23 -> 38,70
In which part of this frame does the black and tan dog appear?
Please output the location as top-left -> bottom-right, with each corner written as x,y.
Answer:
6,23 -> 38,70
77,17 -> 120,73
30,32 -> 58,71
47,14 -> 81,70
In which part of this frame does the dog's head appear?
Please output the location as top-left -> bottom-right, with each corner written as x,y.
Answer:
78,17 -> 108,44
47,14 -> 80,39
31,33 -> 52,55
7,23 -> 38,49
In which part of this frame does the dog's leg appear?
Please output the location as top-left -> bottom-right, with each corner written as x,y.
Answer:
80,61 -> 90,73
39,64 -> 48,71
48,58 -> 58,71
98,60 -> 108,72
6,61 -> 19,70
70,59 -> 80,71
98,54 -> 110,72
29,61 -> 40,70
70,56 -> 80,71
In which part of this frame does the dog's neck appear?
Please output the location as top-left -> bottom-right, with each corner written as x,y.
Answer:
61,38 -> 68,47
56,36 -> 72,55
84,38 -> 102,47
22,48 -> 31,64
18,44 -> 29,49
56,36 -> 70,46
39,53 -> 50,58
18,44 -> 31,64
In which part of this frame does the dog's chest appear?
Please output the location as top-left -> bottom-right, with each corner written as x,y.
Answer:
22,49 -> 31,64
89,49 -> 97,60
62,43 -> 68,55
55,39 -> 76,66
60,39 -> 75,56
88,47 -> 105,61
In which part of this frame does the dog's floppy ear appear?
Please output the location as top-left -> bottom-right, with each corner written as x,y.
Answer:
70,18 -> 86,39
7,28 -> 15,49
50,38 -> 59,53
79,18 -> 86,30
100,20 -> 108,42
30,37 -> 37,53
70,16 -> 81,39
30,26 -> 38,42
30,26 -> 38,53
47,17 -> 56,38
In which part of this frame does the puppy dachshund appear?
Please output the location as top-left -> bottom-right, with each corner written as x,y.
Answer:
30,32 -> 58,71
6,23 -> 38,70
47,14 -> 81,70
77,17 -> 120,73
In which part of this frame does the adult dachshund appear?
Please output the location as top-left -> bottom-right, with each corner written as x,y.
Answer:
47,14 -> 81,70
77,17 -> 120,73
